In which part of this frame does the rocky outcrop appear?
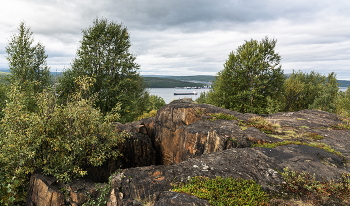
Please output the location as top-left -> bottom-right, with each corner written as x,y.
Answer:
153,99 -> 274,164
26,99 -> 350,205
26,173 -> 98,206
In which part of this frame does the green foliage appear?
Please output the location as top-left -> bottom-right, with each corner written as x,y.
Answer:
144,77 -> 204,88
208,36 -> 284,114
281,167 -> 350,205
336,87 -> 350,118
57,18 -> 148,123
0,83 -> 7,118
82,183 -> 111,206
147,94 -> 166,111
196,91 -> 209,104
137,109 -> 158,120
247,116 -> 279,134
209,113 -> 239,121
5,22 -> 51,93
0,76 -> 125,204
173,176 -> 269,206
136,94 -> 165,120
283,71 -> 339,112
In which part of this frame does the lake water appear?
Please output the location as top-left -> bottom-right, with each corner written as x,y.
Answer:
149,87 -> 349,104
148,88 -> 211,104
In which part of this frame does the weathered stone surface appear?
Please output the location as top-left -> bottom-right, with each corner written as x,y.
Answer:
26,173 -> 99,206
26,173 -> 65,206
154,100 -> 272,164
107,144 -> 349,205
154,191 -> 209,206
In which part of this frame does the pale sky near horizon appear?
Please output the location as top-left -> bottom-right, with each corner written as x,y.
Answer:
0,0 -> 349,79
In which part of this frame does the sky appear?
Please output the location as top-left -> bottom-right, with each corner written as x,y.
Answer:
0,0 -> 349,79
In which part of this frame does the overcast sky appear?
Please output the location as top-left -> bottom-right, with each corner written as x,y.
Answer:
0,0 -> 349,79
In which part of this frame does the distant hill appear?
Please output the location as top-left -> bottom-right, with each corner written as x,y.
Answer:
162,75 -> 216,82
338,80 -> 350,88
143,77 -> 206,88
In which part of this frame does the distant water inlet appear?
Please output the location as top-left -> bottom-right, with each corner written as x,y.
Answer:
149,88 -> 211,104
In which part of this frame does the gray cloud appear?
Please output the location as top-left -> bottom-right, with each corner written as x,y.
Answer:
0,0 -> 349,79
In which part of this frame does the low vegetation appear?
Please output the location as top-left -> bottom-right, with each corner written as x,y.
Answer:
209,113 -> 239,121
173,169 -> 350,206
279,167 -> 350,205
173,176 -> 270,206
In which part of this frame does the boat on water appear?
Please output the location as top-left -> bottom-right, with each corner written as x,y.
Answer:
174,91 -> 198,95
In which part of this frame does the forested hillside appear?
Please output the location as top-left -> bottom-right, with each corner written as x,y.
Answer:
143,77 -> 205,88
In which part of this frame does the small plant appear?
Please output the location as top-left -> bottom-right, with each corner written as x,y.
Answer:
137,109 -> 157,120
173,176 -> 269,206
281,167 -> 350,205
304,132 -> 324,140
195,108 -> 206,116
82,183 -> 111,206
209,113 -> 239,121
330,118 -> 350,130
331,123 -> 350,130
247,116 -> 279,134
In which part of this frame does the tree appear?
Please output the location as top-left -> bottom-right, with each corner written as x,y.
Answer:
58,18 -> 148,123
0,76 -> 125,204
208,37 -> 284,114
309,72 -> 339,113
282,71 -> 339,112
336,87 -> 350,117
6,22 -> 51,92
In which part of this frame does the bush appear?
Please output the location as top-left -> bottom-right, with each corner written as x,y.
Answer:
247,116 -> 278,134
0,77 -> 125,204
281,167 -> 350,205
173,176 -> 269,206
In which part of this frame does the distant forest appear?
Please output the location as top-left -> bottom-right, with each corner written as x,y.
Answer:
143,77 -> 206,88
1,71 -> 350,88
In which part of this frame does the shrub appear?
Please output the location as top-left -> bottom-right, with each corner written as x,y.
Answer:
0,77 -> 125,204
281,167 -> 350,205
247,116 -> 278,134
209,113 -> 239,121
173,176 -> 269,206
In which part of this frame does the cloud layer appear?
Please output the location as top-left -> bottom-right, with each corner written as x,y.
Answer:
0,0 -> 349,79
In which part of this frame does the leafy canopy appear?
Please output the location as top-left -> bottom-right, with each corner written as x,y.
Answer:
283,71 -> 339,112
208,37 -> 284,114
58,18 -> 148,123
6,22 -> 51,92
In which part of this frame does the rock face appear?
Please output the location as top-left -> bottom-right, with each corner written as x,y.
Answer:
153,99 -> 274,165
26,99 -> 350,206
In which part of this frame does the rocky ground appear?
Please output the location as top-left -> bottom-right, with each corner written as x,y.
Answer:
26,99 -> 350,205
